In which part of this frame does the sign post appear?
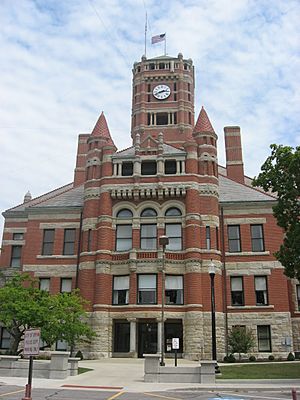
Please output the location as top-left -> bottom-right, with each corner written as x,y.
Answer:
22,329 -> 40,400
172,338 -> 179,367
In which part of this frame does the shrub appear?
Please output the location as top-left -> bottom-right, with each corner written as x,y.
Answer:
75,350 -> 84,360
224,353 -> 236,363
287,352 -> 295,361
249,355 -> 256,362
268,355 -> 275,361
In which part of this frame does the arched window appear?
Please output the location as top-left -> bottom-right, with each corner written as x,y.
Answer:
165,207 -> 182,250
140,208 -> 157,250
116,209 -> 133,251
141,208 -> 157,217
117,209 -> 133,218
165,207 -> 182,217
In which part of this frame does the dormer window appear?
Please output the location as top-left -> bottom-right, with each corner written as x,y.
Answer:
165,160 -> 177,174
149,63 -> 155,70
141,161 -> 157,175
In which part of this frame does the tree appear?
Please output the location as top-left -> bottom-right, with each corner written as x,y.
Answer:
228,326 -> 255,360
252,144 -> 300,280
0,274 -> 95,354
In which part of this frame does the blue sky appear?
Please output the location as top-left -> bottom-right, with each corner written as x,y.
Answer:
0,0 -> 299,238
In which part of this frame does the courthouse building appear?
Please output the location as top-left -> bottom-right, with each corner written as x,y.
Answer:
1,53 -> 299,359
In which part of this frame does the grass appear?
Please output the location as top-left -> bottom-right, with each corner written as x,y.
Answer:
78,367 -> 93,374
217,362 -> 300,379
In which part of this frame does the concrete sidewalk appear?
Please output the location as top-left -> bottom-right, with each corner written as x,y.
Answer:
0,358 -> 300,392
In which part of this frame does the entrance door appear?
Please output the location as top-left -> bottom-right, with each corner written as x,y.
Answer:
138,322 -> 157,358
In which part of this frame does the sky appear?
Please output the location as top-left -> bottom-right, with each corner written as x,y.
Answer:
0,0 -> 299,239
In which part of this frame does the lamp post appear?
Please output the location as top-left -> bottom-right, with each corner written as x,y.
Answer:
159,235 -> 169,367
208,259 -> 219,372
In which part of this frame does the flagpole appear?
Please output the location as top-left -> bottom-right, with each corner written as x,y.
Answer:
144,12 -> 147,57
164,32 -> 166,55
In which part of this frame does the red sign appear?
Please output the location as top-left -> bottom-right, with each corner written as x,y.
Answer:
23,329 -> 41,356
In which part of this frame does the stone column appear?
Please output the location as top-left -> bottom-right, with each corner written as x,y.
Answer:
157,320 -> 162,353
128,318 -> 137,356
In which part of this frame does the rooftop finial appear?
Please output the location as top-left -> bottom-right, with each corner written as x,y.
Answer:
24,191 -> 32,203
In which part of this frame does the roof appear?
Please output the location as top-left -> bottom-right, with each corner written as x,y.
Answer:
91,112 -> 116,147
114,143 -> 186,158
193,106 -> 215,134
4,171 -> 276,216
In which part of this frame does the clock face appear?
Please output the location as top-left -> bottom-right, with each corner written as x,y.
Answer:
153,84 -> 171,100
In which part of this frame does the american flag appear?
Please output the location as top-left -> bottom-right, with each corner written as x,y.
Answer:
151,33 -> 166,44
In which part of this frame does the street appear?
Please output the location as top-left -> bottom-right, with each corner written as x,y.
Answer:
0,385 -> 297,400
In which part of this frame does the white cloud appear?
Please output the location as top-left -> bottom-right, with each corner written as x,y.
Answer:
0,0 -> 299,238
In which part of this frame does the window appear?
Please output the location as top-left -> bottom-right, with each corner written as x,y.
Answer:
141,224 -> 157,249
114,321 -> 130,352
61,278 -> 72,293
116,225 -> 132,251
113,276 -> 129,305
165,207 -> 181,217
165,224 -> 182,250
257,325 -> 271,352
117,209 -> 133,218
165,160 -> 177,174
251,224 -> 265,252
10,245 -> 22,267
138,274 -> 156,304
87,229 -> 92,252
122,162 -> 133,176
216,227 -> 219,250
141,161 -> 157,175
206,226 -> 211,250
228,225 -> 241,252
165,275 -> 183,304
231,276 -> 244,306
39,278 -> 50,292
42,229 -> 55,255
13,233 -> 24,240
156,113 -> 168,125
141,208 -> 157,217
0,328 -> 11,349
297,285 -> 300,311
63,229 -> 76,255
255,276 -> 268,305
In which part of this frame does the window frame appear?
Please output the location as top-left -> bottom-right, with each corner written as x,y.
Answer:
63,228 -> 76,255
257,325 -> 272,352
141,161 -> 157,176
254,276 -> 268,306
251,224 -> 265,252
206,226 -> 211,250
137,274 -> 157,304
165,223 -> 182,251
165,275 -> 184,305
228,225 -> 241,252
60,278 -> 72,293
0,327 -> 11,349
140,223 -> 157,250
10,245 -> 22,267
42,229 -> 55,256
230,276 -> 244,306
39,278 -> 50,292
13,232 -> 24,240
112,275 -> 130,305
297,285 -> 300,311
116,224 -> 132,251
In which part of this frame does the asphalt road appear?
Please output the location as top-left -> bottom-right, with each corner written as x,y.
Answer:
0,385 -> 297,400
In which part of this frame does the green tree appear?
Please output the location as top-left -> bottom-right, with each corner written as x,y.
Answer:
0,274 -> 95,354
228,326 -> 255,361
252,144 -> 300,280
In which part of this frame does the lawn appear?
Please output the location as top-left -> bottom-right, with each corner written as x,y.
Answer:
217,362 -> 300,379
78,367 -> 93,374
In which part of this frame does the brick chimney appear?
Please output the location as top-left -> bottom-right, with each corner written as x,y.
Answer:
224,126 -> 244,183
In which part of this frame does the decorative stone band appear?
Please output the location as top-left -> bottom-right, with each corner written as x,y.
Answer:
110,185 -> 187,200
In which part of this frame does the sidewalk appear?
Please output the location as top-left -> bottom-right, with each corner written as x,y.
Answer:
0,358 -> 300,393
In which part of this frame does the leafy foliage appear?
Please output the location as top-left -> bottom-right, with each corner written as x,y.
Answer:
0,274 -> 95,354
228,326 -> 255,360
252,144 -> 300,280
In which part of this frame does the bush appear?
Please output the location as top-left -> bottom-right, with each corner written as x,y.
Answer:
287,352 -> 295,361
268,355 -> 275,361
249,355 -> 256,362
75,350 -> 84,360
224,353 -> 236,363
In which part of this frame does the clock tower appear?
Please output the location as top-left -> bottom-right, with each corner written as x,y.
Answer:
131,53 -> 194,148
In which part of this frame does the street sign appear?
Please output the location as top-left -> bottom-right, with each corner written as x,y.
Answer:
172,337 -> 179,350
23,329 -> 41,356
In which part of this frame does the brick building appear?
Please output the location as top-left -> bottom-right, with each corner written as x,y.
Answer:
1,53 -> 299,360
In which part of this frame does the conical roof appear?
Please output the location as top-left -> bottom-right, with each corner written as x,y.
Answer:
91,111 -> 115,146
193,106 -> 215,134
